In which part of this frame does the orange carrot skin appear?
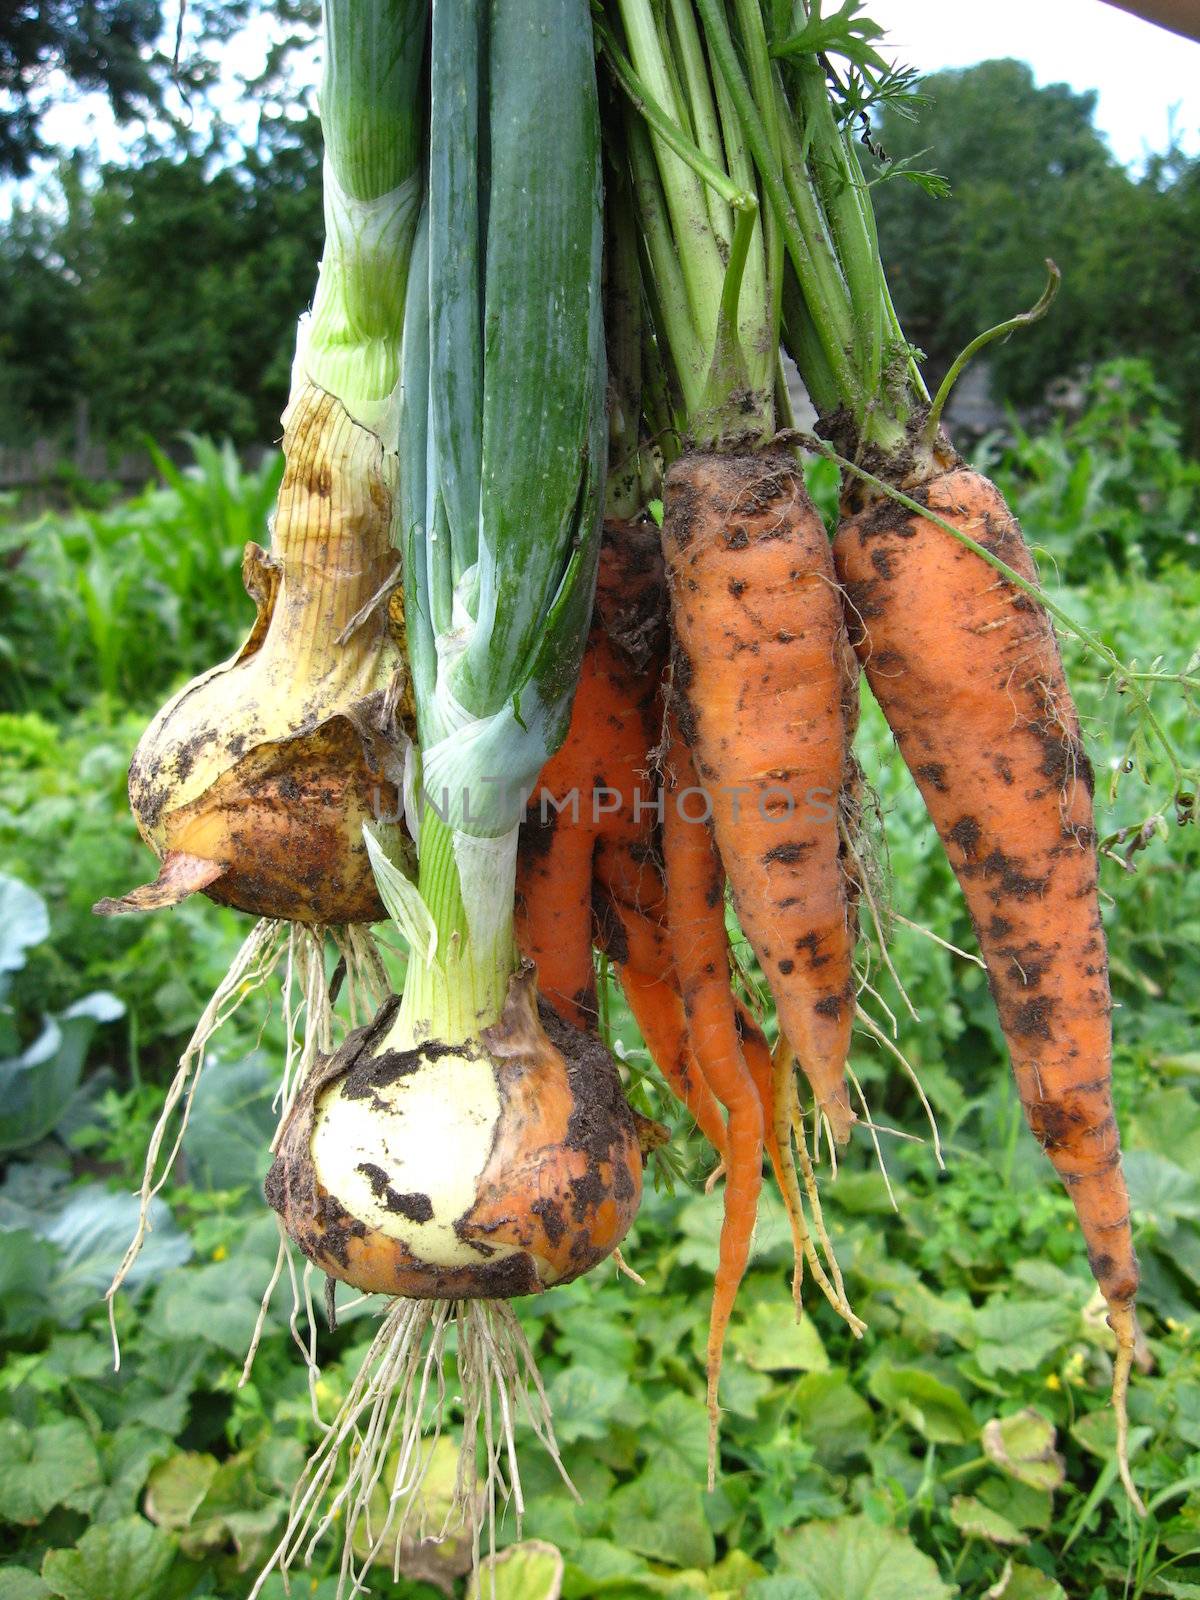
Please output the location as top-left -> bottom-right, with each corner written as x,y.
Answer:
517,521 -> 666,1029
662,721 -> 762,1461
515,810 -> 597,1028
662,451 -> 856,1142
835,466 -> 1138,1313
592,882 -> 730,1160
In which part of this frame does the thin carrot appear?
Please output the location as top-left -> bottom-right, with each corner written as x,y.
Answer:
593,888 -> 730,1162
661,716 -> 763,1486
662,449 -> 858,1143
515,806 -> 597,1028
835,464 -> 1143,1510
516,520 -> 666,1028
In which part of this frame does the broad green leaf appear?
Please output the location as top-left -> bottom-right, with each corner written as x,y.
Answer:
792,1370 -> 874,1466
545,1366 -> 630,1444
469,1541 -> 564,1600
888,1281 -> 977,1346
88,1426 -> 173,1522
731,1296 -> 828,1374
1128,1086 -> 1200,1170
561,1539 -> 646,1588
996,1567 -> 1067,1600
1067,1408 -> 1151,1472
0,992 -> 122,1153
0,1227 -> 58,1336
822,1171 -> 896,1215
1010,1260 -> 1090,1302
609,1468 -> 715,1570
977,1475 -> 1053,1532
775,1516 -> 953,1600
0,1020 -> 69,1153
40,1517 -> 174,1600
0,1571 -> 51,1600
1123,1150 -> 1200,1226
1069,1406 -> 1119,1460
642,1392 -> 710,1480
150,1253 -> 266,1357
44,1186 -> 191,1320
982,1411 -> 1066,1492
745,1581 -> 821,1600
350,1437 -> 474,1590
0,874 -> 49,972
1164,1222 -> 1200,1291
973,1298 -> 1075,1376
0,1419 -> 102,1524
251,1582 -> 343,1600
144,1452 -> 220,1531
868,1365 -> 977,1444
949,1495 -> 1027,1545
706,1550 -> 767,1597
183,1051 -> 276,1191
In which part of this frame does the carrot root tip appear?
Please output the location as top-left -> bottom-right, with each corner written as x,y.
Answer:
1108,1302 -> 1147,1518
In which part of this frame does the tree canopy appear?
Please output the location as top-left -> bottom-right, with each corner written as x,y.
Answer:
871,59 -> 1200,444
1,48 -> 1197,455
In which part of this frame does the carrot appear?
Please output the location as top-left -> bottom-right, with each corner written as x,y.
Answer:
516,520 -> 666,1028
593,887 -> 730,1163
834,464 -> 1142,1506
515,763 -> 599,1029
662,450 -> 858,1144
661,716 -> 763,1485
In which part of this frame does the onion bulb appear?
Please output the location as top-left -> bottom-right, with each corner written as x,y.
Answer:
266,966 -> 644,1298
95,382 -> 414,926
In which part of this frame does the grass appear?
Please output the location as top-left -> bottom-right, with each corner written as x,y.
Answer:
0,362 -> 1198,1599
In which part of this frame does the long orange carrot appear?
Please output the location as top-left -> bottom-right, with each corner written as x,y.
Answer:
662,450 -> 858,1143
516,521 -> 666,1027
592,887 -> 730,1161
662,717 -> 763,1484
835,464 -> 1142,1507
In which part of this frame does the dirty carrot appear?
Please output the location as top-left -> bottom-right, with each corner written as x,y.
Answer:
661,450 -> 858,1143
661,717 -> 763,1484
835,465 -> 1142,1509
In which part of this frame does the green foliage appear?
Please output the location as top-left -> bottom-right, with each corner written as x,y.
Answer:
979,360 -> 1200,578
871,60 -> 1200,448
0,2 -> 164,178
0,439 -> 281,712
0,391 -> 1198,1597
0,116 -> 323,450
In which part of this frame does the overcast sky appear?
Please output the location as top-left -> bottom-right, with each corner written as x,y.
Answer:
7,0 -> 1199,211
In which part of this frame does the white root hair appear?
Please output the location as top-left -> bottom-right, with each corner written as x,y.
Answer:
106,916 -> 394,1371
249,1296 -> 576,1600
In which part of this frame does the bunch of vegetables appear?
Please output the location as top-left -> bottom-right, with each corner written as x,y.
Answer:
95,0 -> 1197,1586
515,0 -> 1160,1511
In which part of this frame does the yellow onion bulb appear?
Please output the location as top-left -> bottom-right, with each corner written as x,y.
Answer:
266,968 -> 644,1298
96,384 -> 414,926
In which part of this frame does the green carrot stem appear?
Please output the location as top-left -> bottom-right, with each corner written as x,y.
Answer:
924,261 -> 1062,443
626,111 -> 708,413
616,0 -> 729,350
696,0 -> 861,407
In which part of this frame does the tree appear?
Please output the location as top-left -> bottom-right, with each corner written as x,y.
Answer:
1,1 -> 162,177
0,0 -> 270,179
869,59 -> 1200,445
0,111 -> 323,450
871,61 -> 1126,404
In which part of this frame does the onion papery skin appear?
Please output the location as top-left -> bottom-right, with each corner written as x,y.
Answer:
266,967 -> 643,1299
104,383 -> 414,925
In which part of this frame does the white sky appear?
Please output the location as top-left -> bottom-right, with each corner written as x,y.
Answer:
3,0 -> 1198,214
